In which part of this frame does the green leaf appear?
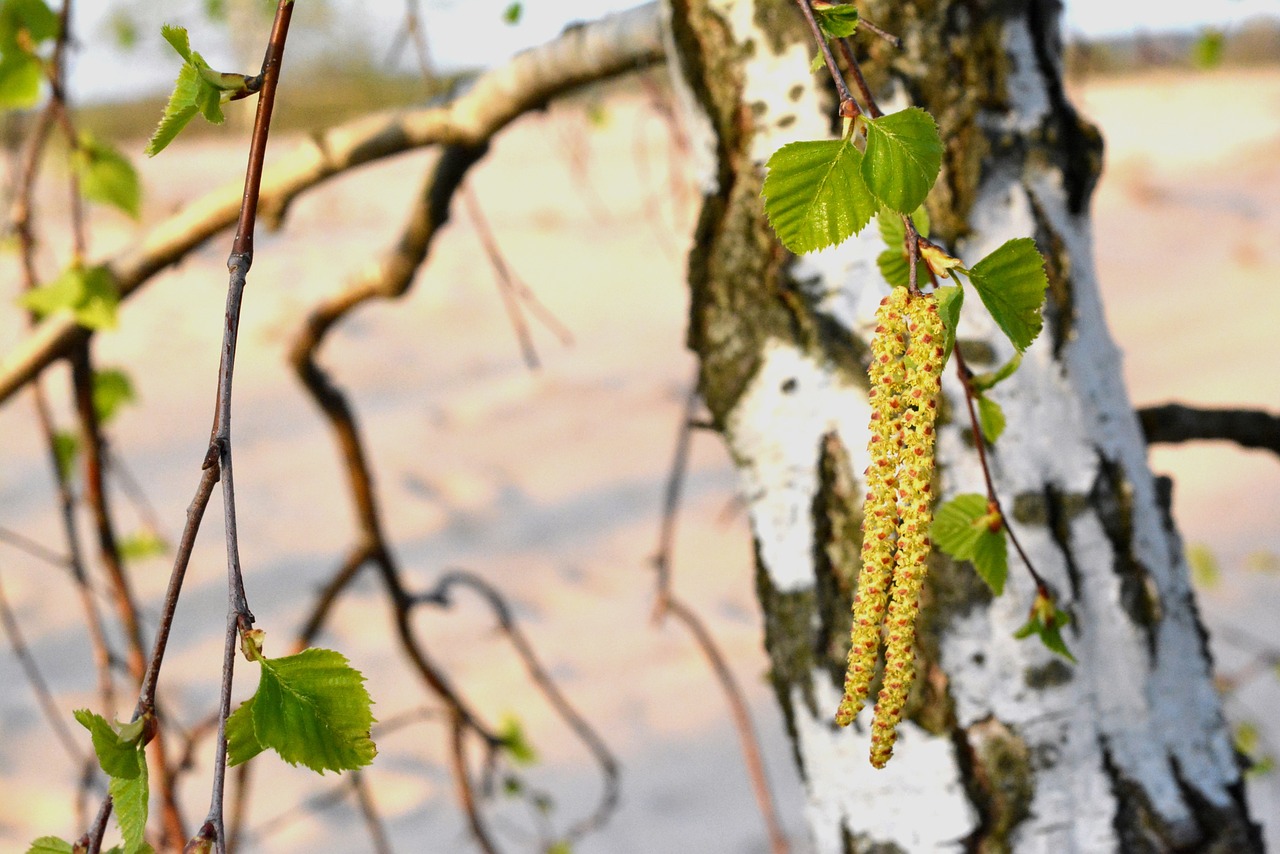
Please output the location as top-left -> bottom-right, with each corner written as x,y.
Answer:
962,238 -> 1049,352
1192,28 -> 1224,70
1186,544 -> 1220,589
73,709 -> 143,779
970,352 -> 1023,392
547,842 -> 573,854
93,368 -> 136,424
108,758 -> 149,854
874,210 -> 931,288
931,493 -> 1007,595
503,2 -> 522,24
73,134 -> 142,220
861,108 -> 942,214
159,23 -> 195,64
52,430 -> 78,481
812,1 -> 859,38
226,692 -> 266,766
119,531 -> 167,561
809,51 -> 825,74
0,50 -> 41,109
976,394 -> 1005,443
147,26 -> 231,156
499,714 -> 537,766
0,0 -> 58,52
1014,593 -> 1076,662
17,264 -> 119,329
229,644 -> 376,773
934,285 -> 962,362
145,64 -> 200,157
762,137 -> 876,254
25,837 -> 73,854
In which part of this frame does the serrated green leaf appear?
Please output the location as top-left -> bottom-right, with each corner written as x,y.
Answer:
813,1 -> 859,38
93,368 -> 136,424
977,394 -> 1005,443
0,0 -> 58,51
119,531 -> 167,561
970,519 -> 1008,595
0,51 -> 41,109
930,494 -> 988,560
861,108 -> 942,214
499,714 -> 537,766
226,692 -> 266,766
932,493 -> 1008,595
934,285 -> 962,361
108,756 -> 149,854
52,430 -> 78,481
145,63 -> 201,157
503,2 -> 522,24
809,51 -> 825,74
763,138 -> 876,254
963,237 -> 1049,352
1037,613 -> 1076,662
231,646 -> 376,773
971,352 -> 1023,392
25,837 -> 73,854
73,134 -> 141,219
74,709 -> 143,779
159,24 -> 195,64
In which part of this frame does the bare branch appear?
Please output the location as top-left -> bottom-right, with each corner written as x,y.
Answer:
0,3 -> 664,406
1138,403 -> 1280,458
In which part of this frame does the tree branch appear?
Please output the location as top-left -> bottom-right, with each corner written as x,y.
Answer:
0,2 -> 664,406
1138,403 -> 1280,458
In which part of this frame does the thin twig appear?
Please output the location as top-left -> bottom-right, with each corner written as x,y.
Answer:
1138,403 -> 1280,458
649,380 -> 791,854
417,569 -> 621,843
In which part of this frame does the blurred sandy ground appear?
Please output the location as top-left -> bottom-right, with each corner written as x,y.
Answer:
0,67 -> 1277,851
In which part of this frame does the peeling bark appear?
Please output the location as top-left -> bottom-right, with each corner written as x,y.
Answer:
663,0 -> 1261,850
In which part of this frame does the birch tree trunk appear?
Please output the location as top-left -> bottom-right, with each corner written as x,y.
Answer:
661,0 -> 1264,849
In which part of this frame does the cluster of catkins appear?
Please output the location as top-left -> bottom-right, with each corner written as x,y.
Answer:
835,287 -> 946,768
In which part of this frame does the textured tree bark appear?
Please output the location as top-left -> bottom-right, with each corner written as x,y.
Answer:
662,0 -> 1263,850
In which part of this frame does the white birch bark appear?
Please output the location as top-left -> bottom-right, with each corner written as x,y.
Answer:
661,0 -> 1261,849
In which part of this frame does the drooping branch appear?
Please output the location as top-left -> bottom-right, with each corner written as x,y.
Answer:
1139,403 -> 1280,459
0,2 -> 664,406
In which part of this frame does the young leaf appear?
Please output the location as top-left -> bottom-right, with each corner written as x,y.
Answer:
931,493 -> 1008,595
860,108 -> 942,215
25,837 -> 74,854
812,1 -> 859,38
108,759 -> 149,854
934,285 -> 963,361
762,138 -> 876,254
74,709 -> 144,779
970,352 -> 1023,392
962,238 -> 1049,352
52,430 -> 78,481
1014,592 -> 1076,662
73,134 -> 142,220
229,642 -> 376,774
503,2 -> 522,24
93,368 -> 136,424
976,394 -> 1006,443
0,51 -> 42,109
0,0 -> 58,51
119,531 -> 168,561
875,208 -> 931,287
499,714 -> 538,765
17,264 -> 119,329
145,63 -> 201,157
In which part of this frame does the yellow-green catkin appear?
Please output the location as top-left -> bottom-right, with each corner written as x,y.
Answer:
868,293 -> 945,768
835,288 -> 908,726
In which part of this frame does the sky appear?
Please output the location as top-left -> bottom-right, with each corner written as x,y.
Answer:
61,0 -> 1280,103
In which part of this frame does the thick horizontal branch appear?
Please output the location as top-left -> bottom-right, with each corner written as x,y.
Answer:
0,2 -> 663,406
1139,403 -> 1280,459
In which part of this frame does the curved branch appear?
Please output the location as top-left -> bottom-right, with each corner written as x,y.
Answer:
1138,403 -> 1280,459
0,2 -> 664,406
